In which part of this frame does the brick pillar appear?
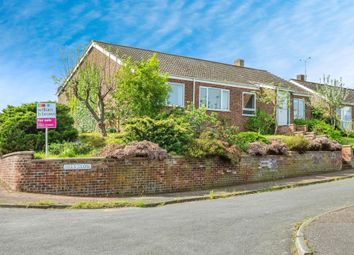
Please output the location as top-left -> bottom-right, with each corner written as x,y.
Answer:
342,145 -> 353,169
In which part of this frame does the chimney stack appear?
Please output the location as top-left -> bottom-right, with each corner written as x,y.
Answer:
296,74 -> 305,81
234,59 -> 244,67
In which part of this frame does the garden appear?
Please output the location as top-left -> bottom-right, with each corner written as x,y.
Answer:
0,55 -> 350,162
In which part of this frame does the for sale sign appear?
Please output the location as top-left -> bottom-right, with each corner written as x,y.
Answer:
36,103 -> 57,129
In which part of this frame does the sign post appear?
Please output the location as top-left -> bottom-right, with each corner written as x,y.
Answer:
37,103 -> 57,157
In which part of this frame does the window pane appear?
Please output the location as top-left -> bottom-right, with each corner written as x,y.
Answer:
299,100 -> 304,118
221,90 -> 230,110
243,109 -> 255,115
243,94 -> 255,109
199,87 -> 207,107
168,84 -> 184,107
208,88 -> 221,109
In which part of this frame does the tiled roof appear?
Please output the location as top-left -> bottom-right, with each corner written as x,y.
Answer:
290,79 -> 354,103
94,40 -> 310,94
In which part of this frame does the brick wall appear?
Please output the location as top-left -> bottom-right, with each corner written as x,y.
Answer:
0,151 -> 343,197
0,151 -> 34,190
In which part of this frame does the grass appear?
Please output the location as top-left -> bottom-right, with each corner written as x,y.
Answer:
70,200 -> 146,209
340,137 -> 354,146
26,201 -> 57,206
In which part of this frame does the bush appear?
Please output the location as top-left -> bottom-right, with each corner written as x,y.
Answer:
282,135 -> 309,153
186,138 -> 241,164
234,132 -> 269,151
308,137 -> 342,151
312,120 -> 342,141
49,142 -> 93,157
247,142 -> 267,156
99,141 -> 168,160
122,116 -> 193,154
0,103 -> 78,154
162,105 -> 220,138
78,133 -> 106,148
244,110 -> 274,134
267,140 -> 288,155
186,138 -> 226,158
294,119 -> 307,125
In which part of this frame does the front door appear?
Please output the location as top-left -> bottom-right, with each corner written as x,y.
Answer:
338,106 -> 352,131
277,90 -> 289,126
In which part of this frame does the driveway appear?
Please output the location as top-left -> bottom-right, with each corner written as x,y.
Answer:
1,178 -> 354,255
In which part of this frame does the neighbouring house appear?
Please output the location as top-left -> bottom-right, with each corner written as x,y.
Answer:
57,40 -> 312,131
290,74 -> 354,131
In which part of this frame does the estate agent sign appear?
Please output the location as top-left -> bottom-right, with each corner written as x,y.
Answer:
36,103 -> 57,129
37,103 -> 57,157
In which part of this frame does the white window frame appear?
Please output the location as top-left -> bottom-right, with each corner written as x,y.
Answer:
167,82 -> 185,107
242,92 -> 257,116
293,98 -> 305,120
199,86 -> 230,111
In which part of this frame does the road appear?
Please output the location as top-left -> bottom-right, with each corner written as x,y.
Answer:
1,178 -> 354,255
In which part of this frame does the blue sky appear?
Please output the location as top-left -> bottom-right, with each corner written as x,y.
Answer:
1,0 -> 354,110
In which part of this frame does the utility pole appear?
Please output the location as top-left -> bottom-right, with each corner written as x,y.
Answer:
299,57 -> 311,81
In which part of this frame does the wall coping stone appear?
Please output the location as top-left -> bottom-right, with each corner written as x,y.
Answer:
1,151 -> 34,159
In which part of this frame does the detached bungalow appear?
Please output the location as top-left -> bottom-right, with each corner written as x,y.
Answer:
58,40 -> 311,131
290,75 -> 354,130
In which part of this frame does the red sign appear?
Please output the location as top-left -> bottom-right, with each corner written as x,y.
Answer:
37,103 -> 57,129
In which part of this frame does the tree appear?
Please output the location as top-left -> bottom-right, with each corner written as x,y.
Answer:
314,75 -> 349,128
0,103 -> 78,154
56,48 -> 119,136
114,54 -> 170,124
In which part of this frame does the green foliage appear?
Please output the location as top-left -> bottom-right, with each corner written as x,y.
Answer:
122,116 -> 193,154
115,54 -> 170,119
244,110 -> 274,134
49,142 -> 93,158
233,132 -> 269,151
69,98 -> 96,132
312,120 -> 342,141
282,136 -> 309,153
78,133 -> 106,148
0,103 -> 78,154
293,118 -> 307,125
186,138 -> 226,158
105,133 -> 125,145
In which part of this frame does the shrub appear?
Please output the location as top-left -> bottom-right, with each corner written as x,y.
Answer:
186,138 -> 241,164
99,141 -> 168,160
0,103 -> 78,154
247,142 -> 267,156
244,110 -> 274,134
308,137 -> 342,151
122,117 -> 193,154
234,132 -> 269,151
49,142 -> 93,157
78,133 -> 106,148
186,138 -> 226,158
311,120 -> 342,141
267,140 -> 288,155
105,133 -> 125,145
282,135 -> 309,153
163,105 -> 220,138
294,118 -> 307,125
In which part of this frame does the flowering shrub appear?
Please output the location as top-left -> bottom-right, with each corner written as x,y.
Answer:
234,132 -> 269,151
99,140 -> 168,160
267,140 -> 288,155
247,142 -> 267,156
308,137 -> 342,151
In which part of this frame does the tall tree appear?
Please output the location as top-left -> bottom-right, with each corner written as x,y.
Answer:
56,48 -> 119,136
114,54 -> 170,124
315,75 -> 349,127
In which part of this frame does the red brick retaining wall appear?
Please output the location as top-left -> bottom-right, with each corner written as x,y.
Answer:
0,151 -> 343,197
